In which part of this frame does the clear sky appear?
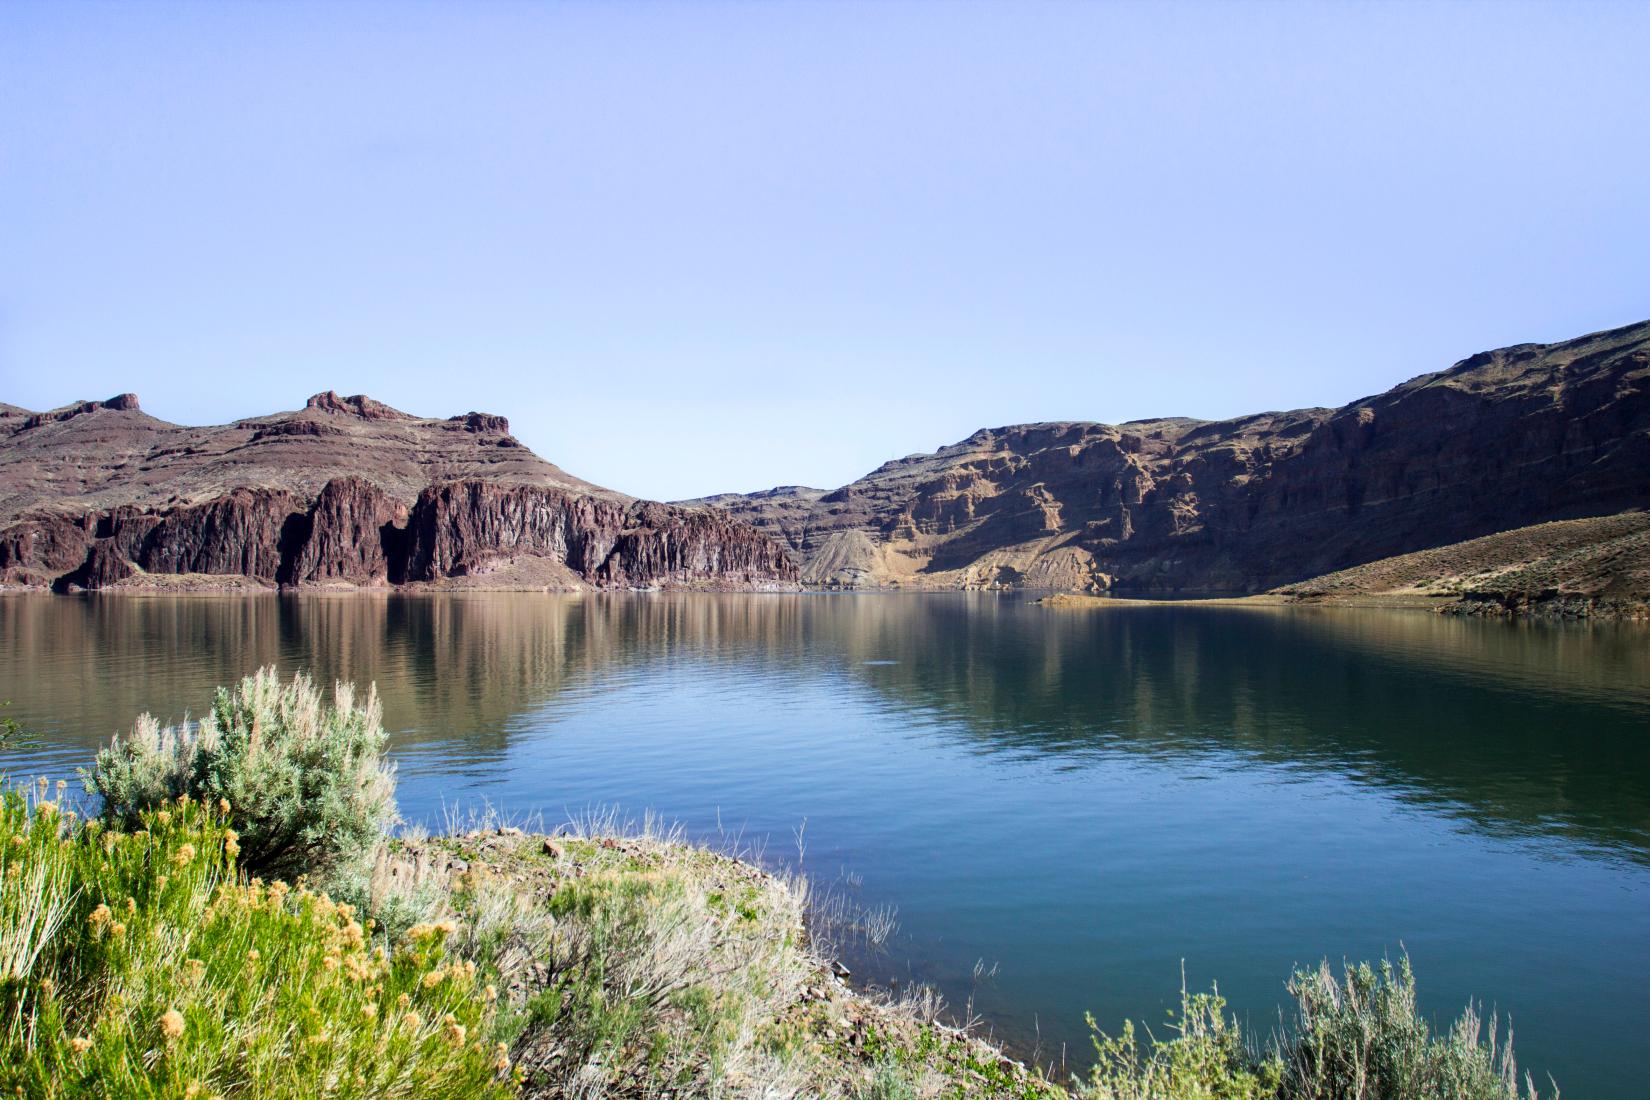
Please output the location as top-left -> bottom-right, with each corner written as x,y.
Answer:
3,1 -> 1647,501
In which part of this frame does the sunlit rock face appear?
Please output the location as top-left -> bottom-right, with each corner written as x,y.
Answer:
0,394 -> 799,592
691,320 -> 1650,592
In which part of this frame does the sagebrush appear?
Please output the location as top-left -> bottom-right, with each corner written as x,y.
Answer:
1079,958 -> 1549,1100
1281,958 -> 1538,1100
85,667 -> 397,878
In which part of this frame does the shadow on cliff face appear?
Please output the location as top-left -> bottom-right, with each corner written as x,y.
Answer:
274,511 -> 313,586
6,478 -> 799,592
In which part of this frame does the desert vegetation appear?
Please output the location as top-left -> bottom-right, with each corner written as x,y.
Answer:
1081,961 -> 1545,1100
0,669 -> 1553,1098
0,783 -> 507,1099
85,669 -> 398,879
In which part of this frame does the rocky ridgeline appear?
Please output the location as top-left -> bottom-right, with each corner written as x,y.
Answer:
8,319 -> 1650,598
0,394 -> 798,592
695,319 -> 1650,594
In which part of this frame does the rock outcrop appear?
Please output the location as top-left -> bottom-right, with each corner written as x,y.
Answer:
0,394 -> 799,592
11,318 -> 1648,597
0,388 -> 604,521
0,514 -> 99,588
286,477 -> 406,586
690,319 -> 1650,593
398,484 -> 798,588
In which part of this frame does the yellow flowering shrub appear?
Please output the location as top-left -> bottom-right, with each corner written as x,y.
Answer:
0,786 -> 510,1100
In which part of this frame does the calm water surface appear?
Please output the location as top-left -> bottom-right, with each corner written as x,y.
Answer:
2,593 -> 1647,1097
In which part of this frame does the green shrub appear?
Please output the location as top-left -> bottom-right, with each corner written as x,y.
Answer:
1281,958 -> 1537,1100
85,667 -> 397,879
1079,958 -> 1549,1100
0,783 -> 511,1099
852,1060 -> 922,1100
1083,984 -> 1280,1100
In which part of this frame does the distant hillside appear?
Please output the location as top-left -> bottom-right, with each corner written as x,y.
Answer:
1274,510 -> 1650,617
689,319 -> 1650,598
0,392 -> 797,592
0,390 -> 607,517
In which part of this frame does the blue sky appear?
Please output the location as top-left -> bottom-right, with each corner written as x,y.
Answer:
3,1 -> 1647,500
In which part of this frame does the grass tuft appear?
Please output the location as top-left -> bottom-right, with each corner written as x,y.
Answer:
1079,957 -> 1551,1100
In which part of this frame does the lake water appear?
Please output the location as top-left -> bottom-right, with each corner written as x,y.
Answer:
2,592 -> 1647,1097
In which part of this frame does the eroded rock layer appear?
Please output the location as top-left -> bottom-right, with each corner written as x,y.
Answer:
0,394 -> 798,592
397,483 -> 797,588
690,319 -> 1650,592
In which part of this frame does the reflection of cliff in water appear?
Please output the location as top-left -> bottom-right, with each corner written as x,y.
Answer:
1,594 -> 590,760
819,596 -> 1650,861
0,593 -> 832,764
3,591 -> 1646,860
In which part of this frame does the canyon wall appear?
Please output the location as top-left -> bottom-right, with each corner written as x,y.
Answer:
0,395 -> 798,592
692,319 -> 1650,592
9,317 -> 1647,597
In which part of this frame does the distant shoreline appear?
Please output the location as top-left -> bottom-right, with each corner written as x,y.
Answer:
1037,589 -> 1650,621
5,574 -> 1647,620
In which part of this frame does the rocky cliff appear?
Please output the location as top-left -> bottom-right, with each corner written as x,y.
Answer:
0,393 -> 798,592
688,319 -> 1650,593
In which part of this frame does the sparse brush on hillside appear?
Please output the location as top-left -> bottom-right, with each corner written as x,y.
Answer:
357,810 -> 860,1099
85,667 -> 397,879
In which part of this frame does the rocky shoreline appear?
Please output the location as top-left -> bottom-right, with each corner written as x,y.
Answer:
392,823 -> 1061,1099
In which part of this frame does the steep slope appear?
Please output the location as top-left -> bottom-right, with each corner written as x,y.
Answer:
692,319 -> 1650,593
1273,510 -> 1650,617
0,393 -> 798,592
0,390 -> 606,517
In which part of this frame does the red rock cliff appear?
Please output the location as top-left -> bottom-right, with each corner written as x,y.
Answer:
0,395 -> 800,592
